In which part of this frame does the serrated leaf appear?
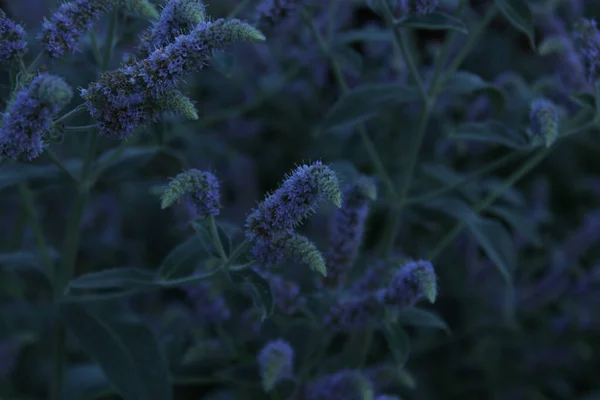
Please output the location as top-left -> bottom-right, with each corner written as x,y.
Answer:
450,121 -> 530,149
495,0 -> 535,50
466,217 -> 516,282
319,83 -> 420,133
230,269 -> 274,321
395,11 -> 468,34
395,308 -> 450,332
62,303 -> 173,400
67,267 -> 158,292
382,322 -> 411,368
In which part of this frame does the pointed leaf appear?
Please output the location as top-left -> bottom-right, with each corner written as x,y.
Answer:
0,163 -> 59,191
319,83 -> 420,133
495,0 -> 535,50
466,217 -> 516,282
382,322 -> 411,368
62,303 -> 172,400
395,11 -> 468,34
488,205 -> 542,246
395,308 -> 450,332
159,236 -> 211,280
450,121 -> 530,149
229,269 -> 274,321
67,267 -> 158,292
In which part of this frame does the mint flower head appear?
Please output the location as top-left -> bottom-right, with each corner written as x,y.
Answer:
0,73 -> 73,161
0,9 -> 28,64
184,280 -> 230,324
573,18 -> 600,83
305,370 -> 375,400
38,0 -> 115,59
160,169 -> 221,218
82,18 -> 264,138
257,339 -> 294,392
384,260 -> 438,307
137,0 -> 206,57
529,99 -> 559,148
323,176 -> 377,287
256,0 -> 301,27
323,293 -> 384,332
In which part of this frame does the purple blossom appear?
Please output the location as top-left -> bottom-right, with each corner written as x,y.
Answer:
38,0 -> 114,59
184,281 -> 231,324
573,18 -> 600,83
261,272 -> 306,314
563,209 -> 600,262
323,177 -> 376,288
161,169 -> 221,218
383,260 -> 437,307
323,293 -> 384,332
257,339 -> 294,391
0,73 -> 73,160
399,0 -> 439,16
351,259 -> 396,294
255,0 -> 301,28
82,18 -> 264,138
0,9 -> 27,63
305,370 -> 374,400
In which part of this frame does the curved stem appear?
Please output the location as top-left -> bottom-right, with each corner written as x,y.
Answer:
53,105 -> 86,125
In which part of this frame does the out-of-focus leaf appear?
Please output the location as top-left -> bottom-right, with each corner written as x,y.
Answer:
489,205 -> 542,246
538,35 -> 570,56
421,197 -> 476,223
0,252 -> 46,273
63,364 -> 113,400
450,121 -> 530,149
395,308 -> 450,333
333,44 -> 363,75
0,163 -> 59,191
92,146 -> 161,181
495,0 -> 535,50
190,219 -> 222,259
159,235 -> 216,280
230,268 -> 274,321
62,303 -> 173,400
67,267 -> 158,292
210,53 -> 237,79
334,28 -> 390,44
382,322 -> 411,368
319,83 -> 420,133
395,11 -> 468,34
466,217 -> 516,282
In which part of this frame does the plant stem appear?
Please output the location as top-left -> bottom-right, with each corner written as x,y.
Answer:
301,8 -> 398,199
404,151 -> 520,205
17,183 -> 54,284
45,149 -> 79,183
428,147 -> 551,261
54,105 -> 86,125
209,215 -> 228,261
64,124 -> 97,132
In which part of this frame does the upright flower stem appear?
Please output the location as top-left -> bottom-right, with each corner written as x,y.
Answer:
428,147 -> 551,261
300,8 -> 397,199
50,8 -> 118,400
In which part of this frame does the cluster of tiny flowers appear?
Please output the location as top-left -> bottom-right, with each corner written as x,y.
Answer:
0,74 -> 73,160
257,339 -> 294,392
136,0 -> 206,58
184,280 -> 231,324
399,0 -> 439,15
572,18 -> 600,83
323,293 -> 384,332
0,9 -> 28,64
351,259 -> 396,294
245,161 -> 341,268
38,0 -> 115,59
82,18 -> 264,138
383,260 -> 438,307
323,176 -> 377,288
529,99 -> 559,148
255,0 -> 301,27
304,369 -> 374,400
257,271 -> 306,314
160,169 -> 221,218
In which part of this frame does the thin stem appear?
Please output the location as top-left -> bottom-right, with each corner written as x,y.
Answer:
378,0 -> 428,102
45,149 -> 79,183
17,183 -> 54,284
53,105 -> 86,125
301,8 -> 397,199
26,52 -> 44,74
227,0 -> 254,18
404,151 -> 520,205
428,147 -> 551,261
209,215 -> 228,261
64,124 -> 97,132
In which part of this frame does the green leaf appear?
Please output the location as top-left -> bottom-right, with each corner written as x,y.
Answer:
67,267 -> 158,292
0,163 -> 59,191
229,269 -> 274,321
0,252 -> 46,273
495,0 -> 535,50
334,28 -> 390,44
210,53 -> 237,79
319,83 -> 420,133
450,121 -> 530,149
488,205 -> 542,246
595,81 -> 600,123
63,364 -> 113,400
92,146 -> 161,181
382,322 -> 411,368
538,35 -> 570,56
62,303 -> 173,400
421,196 -> 477,223
332,45 -> 363,76
466,217 -> 516,282
395,11 -> 468,34
190,219 -> 222,259
395,308 -> 450,333
159,236 -> 213,280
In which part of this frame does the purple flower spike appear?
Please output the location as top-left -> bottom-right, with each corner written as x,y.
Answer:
0,9 -> 28,63
257,339 -> 294,392
384,260 -> 438,307
305,369 -> 374,400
